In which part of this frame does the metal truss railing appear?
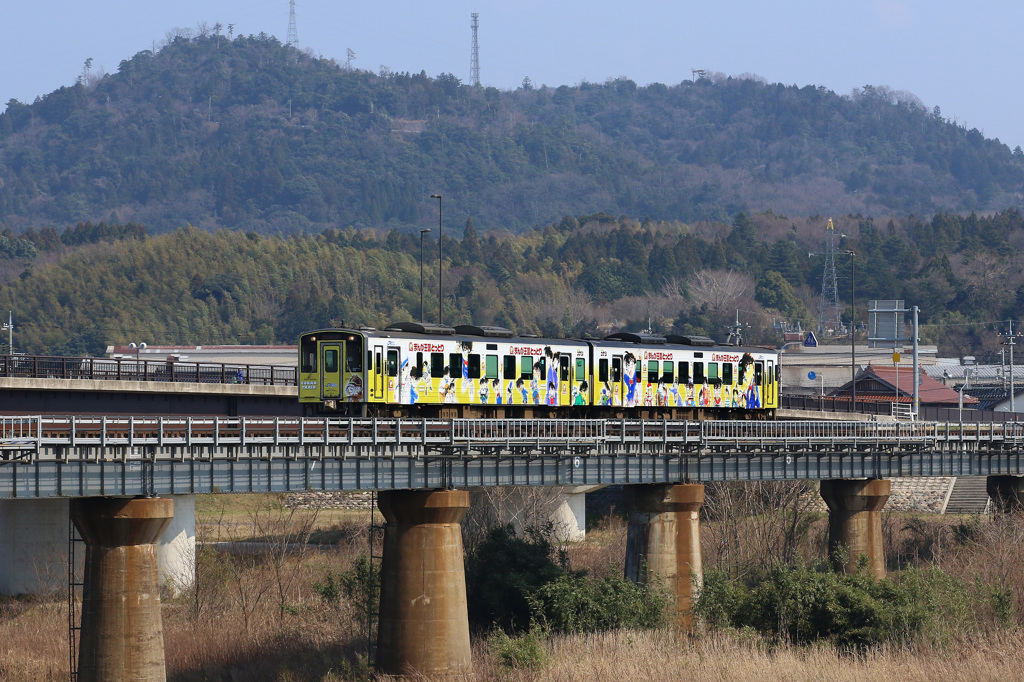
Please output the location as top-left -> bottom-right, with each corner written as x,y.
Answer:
2,416 -> 1023,463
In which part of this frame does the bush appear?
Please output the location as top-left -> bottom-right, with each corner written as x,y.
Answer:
528,572 -> 668,634
466,523 -> 667,635
466,524 -> 566,631
696,563 -> 1010,648
487,628 -> 548,670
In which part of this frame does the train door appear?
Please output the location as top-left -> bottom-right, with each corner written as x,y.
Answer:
575,356 -> 587,405
373,344 -> 385,400
611,355 -> 623,406
386,348 -> 400,403
765,358 -> 776,406
754,361 -> 764,408
321,343 -> 342,400
560,355 -> 570,405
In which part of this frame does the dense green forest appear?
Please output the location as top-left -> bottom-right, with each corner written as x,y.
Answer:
1,208 -> 1022,360
1,31 -> 1023,234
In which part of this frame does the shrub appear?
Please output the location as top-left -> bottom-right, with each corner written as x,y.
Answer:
696,563 -> 1010,648
466,524 -> 566,631
528,572 -> 668,634
466,523 -> 667,635
487,628 -> 548,670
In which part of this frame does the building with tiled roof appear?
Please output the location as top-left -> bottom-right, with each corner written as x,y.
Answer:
831,365 -> 977,407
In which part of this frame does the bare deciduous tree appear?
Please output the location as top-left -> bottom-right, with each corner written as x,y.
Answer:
688,270 -> 754,314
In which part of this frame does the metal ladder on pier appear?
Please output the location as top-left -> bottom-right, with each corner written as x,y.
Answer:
67,514 -> 84,681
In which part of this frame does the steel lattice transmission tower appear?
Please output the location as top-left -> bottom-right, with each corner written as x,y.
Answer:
817,218 -> 845,336
470,13 -> 480,86
287,0 -> 299,47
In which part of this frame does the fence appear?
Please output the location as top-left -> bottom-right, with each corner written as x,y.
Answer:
781,394 -> 1021,424
0,354 -> 297,386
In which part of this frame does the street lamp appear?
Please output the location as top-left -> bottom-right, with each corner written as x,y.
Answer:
128,342 -> 147,378
419,228 -> 431,323
430,194 -> 442,325
958,366 -> 974,422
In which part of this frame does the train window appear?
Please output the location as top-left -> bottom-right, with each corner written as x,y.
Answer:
366,351 -> 373,371
449,353 -> 462,378
723,362 -> 733,385
536,358 -> 546,382
647,360 -> 659,382
560,355 -> 570,381
575,358 -> 585,382
599,359 -> 609,382
467,354 -> 481,379
324,349 -> 339,373
485,354 -> 498,379
678,361 -> 689,384
300,337 -> 317,373
431,352 -> 445,379
708,363 -> 719,383
503,355 -> 517,379
347,337 -> 363,371
411,352 -> 423,378
755,362 -> 764,385
386,350 -> 398,377
612,357 -> 622,382
694,362 -> 705,384
521,356 -> 534,377
662,361 -> 674,383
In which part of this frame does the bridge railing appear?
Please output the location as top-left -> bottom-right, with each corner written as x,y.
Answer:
4,416 -> 1024,457
0,354 -> 297,386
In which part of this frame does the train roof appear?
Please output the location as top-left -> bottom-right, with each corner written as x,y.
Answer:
302,327 -> 776,355
353,324 -> 591,348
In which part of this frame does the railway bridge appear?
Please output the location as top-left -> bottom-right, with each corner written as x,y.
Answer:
4,415 -> 1024,677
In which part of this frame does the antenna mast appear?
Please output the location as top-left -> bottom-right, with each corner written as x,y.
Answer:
287,0 -> 299,47
470,13 -> 480,86
817,218 -> 844,337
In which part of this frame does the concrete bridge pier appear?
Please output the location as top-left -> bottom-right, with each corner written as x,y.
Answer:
0,495 -> 195,596
71,496 -> 174,682
624,483 -> 704,628
375,489 -> 472,677
987,475 -> 1024,512
820,479 -> 891,578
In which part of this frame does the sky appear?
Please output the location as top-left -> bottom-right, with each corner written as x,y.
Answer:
4,1 -> 1024,149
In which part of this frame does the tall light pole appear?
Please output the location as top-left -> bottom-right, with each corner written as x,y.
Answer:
1001,320 -> 1022,413
430,194 -> 443,325
842,248 -> 857,408
419,228 -> 431,323
2,312 -> 12,355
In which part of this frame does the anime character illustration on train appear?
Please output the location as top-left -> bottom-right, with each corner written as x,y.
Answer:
298,322 -> 778,419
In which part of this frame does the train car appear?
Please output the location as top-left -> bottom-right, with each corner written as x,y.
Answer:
586,332 -> 779,419
299,323 -> 778,419
299,323 -> 590,418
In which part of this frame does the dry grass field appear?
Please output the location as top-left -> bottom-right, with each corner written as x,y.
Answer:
1,486 -> 1023,681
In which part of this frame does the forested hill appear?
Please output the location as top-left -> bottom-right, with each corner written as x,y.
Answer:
1,32 -> 1023,235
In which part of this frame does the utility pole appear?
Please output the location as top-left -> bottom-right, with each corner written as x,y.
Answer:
2,312 -> 11,355
912,306 -> 920,417
1001,321 -> 1022,413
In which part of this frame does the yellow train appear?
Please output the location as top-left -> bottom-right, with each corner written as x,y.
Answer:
298,323 -> 779,419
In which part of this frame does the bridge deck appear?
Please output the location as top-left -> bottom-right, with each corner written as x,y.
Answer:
0,417 -> 1021,498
